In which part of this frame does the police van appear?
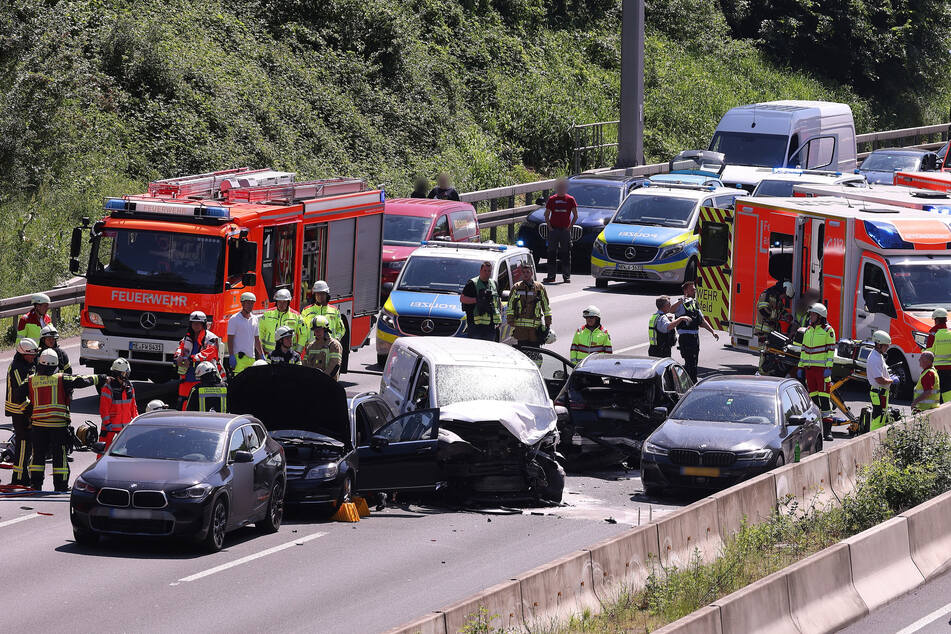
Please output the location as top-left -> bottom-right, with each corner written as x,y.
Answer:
591,158 -> 738,288
375,242 -> 534,365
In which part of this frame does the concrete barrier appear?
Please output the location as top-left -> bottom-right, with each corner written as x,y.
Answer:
785,542 -> 868,632
845,516 -> 924,611
383,612 -> 447,634
900,489 -> 951,580
655,497 -> 722,569
519,550 -> 598,629
441,578 -> 522,633
773,452 -> 835,514
652,605 -> 722,634
711,472 -> 776,539
587,524 -> 660,603
828,434 -> 875,501
925,403 -> 951,434
712,568 -> 798,634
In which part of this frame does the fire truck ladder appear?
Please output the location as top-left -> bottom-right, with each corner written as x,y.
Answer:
148,168 -> 257,199
224,178 -> 367,204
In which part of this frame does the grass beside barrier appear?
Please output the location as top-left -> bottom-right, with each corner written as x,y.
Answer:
457,417 -> 951,634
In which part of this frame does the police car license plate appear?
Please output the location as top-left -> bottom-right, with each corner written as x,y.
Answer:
130,341 -> 163,353
682,466 -> 720,477
617,263 -> 642,271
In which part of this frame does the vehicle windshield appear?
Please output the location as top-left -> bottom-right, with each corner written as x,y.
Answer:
567,182 -> 622,209
861,152 -> 922,172
384,215 -> 433,246
435,365 -> 548,407
396,256 -> 484,293
888,256 -> 951,311
571,372 -> 654,418
613,194 -> 697,227
671,389 -> 777,425
88,229 -> 224,294
753,179 -> 801,197
709,131 -> 789,168
109,425 -> 225,462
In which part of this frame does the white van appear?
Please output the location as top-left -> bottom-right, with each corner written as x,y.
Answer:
710,101 -> 857,191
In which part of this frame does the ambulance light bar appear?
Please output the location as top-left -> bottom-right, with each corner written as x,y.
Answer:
104,198 -> 231,220
863,220 -> 912,249
642,181 -> 717,191
771,168 -> 842,177
420,241 -> 507,251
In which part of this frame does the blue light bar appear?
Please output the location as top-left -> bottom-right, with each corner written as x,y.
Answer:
863,220 -> 913,249
105,198 -> 127,210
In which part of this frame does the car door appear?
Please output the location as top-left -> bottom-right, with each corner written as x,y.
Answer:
671,364 -> 694,397
430,215 -> 451,241
356,408 -> 441,492
496,258 -> 514,343
523,347 -> 574,399
779,388 -> 803,462
226,426 -> 253,526
856,259 -> 897,340
793,383 -> 823,453
244,425 -> 271,518
381,347 -> 421,414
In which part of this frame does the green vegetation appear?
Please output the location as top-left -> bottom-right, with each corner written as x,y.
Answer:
0,0 -> 947,295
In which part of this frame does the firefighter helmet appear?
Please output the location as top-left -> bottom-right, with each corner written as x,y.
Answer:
274,288 -> 293,302
40,323 -> 59,340
311,315 -> 330,330
37,348 -> 59,367
31,292 -> 51,305
195,361 -> 219,380
16,338 -> 39,356
933,308 -> 948,319
252,359 -> 269,367
74,421 -> 98,448
189,310 -> 207,323
582,305 -> 601,318
872,330 -> 892,345
312,280 -> 330,294
240,291 -> 256,303
110,358 -> 131,375
146,399 -> 168,412
275,325 -> 295,342
808,303 -> 827,318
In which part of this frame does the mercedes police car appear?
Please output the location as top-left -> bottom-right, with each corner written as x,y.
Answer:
375,242 -> 534,365
591,151 -> 738,288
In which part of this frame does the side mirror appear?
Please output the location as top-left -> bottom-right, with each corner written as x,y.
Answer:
241,272 -> 256,287
787,414 -> 806,428
552,369 -> 566,381
652,407 -> 668,421
382,282 -> 394,294
232,450 -> 254,463
91,441 -> 106,454
69,258 -> 81,274
370,434 -> 389,451
69,227 -> 83,259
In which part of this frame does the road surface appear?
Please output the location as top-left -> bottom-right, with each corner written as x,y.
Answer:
841,568 -> 951,634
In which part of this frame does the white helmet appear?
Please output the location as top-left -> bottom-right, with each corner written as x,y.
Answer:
40,323 -> 59,339
189,310 -> 207,323
31,292 -> 51,305
783,281 -> 794,298
204,333 -> 220,346
808,303 -> 827,318
252,359 -> 269,367
582,305 -> 601,318
275,325 -> 295,341
545,328 -> 557,344
195,361 -> 219,380
240,291 -> 256,303
110,358 -> 131,374
311,315 -> 330,330
146,399 -> 168,412
872,330 -> 892,345
312,280 -> 330,294
16,338 -> 39,356
37,348 -> 59,367
274,288 -> 292,302
933,308 -> 948,319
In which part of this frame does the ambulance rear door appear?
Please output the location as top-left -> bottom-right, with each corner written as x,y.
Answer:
697,205 -> 734,333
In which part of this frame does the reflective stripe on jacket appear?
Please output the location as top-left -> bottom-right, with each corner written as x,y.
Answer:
799,324 -> 836,368
928,328 -> 951,368
914,367 -> 940,411
29,373 -> 99,427
259,309 -> 304,353
5,355 -> 33,415
186,384 -> 229,412
99,379 -> 138,432
570,326 -> 613,364
303,336 -> 343,380
17,309 -> 51,342
301,304 -> 345,342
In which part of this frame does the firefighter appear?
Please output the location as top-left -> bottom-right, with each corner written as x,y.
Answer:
27,349 -> 102,491
38,323 -> 71,374
174,311 -> 221,410
672,281 -> 720,382
302,280 -> 345,345
461,260 -> 502,341
570,306 -> 612,364
755,280 -> 793,370
507,263 -> 553,347
185,362 -> 228,412
912,351 -> 940,413
227,291 -> 263,375
866,330 -> 898,431
98,358 -> 138,454
5,338 -> 38,486
268,325 -> 302,365
648,296 -> 690,358
926,307 -> 951,403
17,293 -> 52,342
259,288 -> 303,354
303,315 -> 343,380
798,303 -> 836,441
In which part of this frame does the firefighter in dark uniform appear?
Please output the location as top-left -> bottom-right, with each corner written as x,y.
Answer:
672,280 -> 719,381
507,263 -> 553,347
185,362 -> 229,413
5,338 -> 38,486
39,324 -> 71,374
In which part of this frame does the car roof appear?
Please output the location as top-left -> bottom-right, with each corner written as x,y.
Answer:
867,148 -> 930,156
757,172 -> 865,185
568,173 -> 641,185
129,411 -> 252,430
408,243 -> 528,262
627,184 -> 737,200
394,336 -> 539,369
693,374 -> 787,393
574,353 -> 668,379
385,198 -> 475,217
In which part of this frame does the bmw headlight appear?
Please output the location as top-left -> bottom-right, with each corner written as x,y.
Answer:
643,441 -> 669,456
169,483 -> 213,499
379,309 -> 397,329
72,476 -> 98,494
305,463 -> 339,480
659,244 -> 685,260
736,448 -> 773,462
913,330 -> 929,349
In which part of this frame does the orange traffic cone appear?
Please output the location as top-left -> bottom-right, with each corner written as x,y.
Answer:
331,501 -> 361,522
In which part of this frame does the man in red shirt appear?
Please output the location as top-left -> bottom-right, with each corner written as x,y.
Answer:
543,177 -> 578,284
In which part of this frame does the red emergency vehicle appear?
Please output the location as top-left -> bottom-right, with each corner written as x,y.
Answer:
70,168 -> 384,380
697,196 -> 951,396
894,170 -> 951,191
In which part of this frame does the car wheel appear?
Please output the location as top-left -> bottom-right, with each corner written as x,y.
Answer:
256,479 -> 284,534
72,527 -> 99,546
683,258 -> 698,285
595,278 -> 608,289
814,435 -> 823,453
335,473 -> 353,507
887,354 -> 913,400
537,459 -> 565,504
204,497 -> 228,553
643,480 -> 664,498
773,453 -> 786,468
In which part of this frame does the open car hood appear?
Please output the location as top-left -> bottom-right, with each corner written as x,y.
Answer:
228,364 -> 353,450
439,400 -> 557,445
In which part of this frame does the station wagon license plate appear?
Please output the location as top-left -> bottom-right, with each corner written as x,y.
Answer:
681,466 -> 720,477
130,341 -> 163,353
617,263 -> 643,271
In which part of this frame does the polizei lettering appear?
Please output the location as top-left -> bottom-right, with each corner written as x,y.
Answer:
110,290 -> 188,307
409,301 -> 457,310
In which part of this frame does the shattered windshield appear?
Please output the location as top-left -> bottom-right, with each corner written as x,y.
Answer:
571,373 -> 654,417
435,365 -> 548,407
671,390 -> 777,425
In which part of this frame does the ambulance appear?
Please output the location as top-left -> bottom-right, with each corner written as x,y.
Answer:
70,168 -> 384,381
894,169 -> 951,192
697,196 -> 951,396
794,182 -> 951,216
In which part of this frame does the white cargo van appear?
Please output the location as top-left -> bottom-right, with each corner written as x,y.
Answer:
710,101 -> 857,191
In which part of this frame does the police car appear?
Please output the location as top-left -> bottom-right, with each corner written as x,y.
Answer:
375,242 -> 535,365
591,158 -> 738,287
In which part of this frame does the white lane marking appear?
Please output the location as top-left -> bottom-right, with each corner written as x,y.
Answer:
615,342 -> 650,353
895,600 -> 951,634
170,531 -> 327,585
549,290 -> 591,305
0,513 -> 41,529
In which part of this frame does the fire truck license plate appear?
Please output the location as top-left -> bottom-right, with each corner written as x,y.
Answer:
618,263 -> 642,271
130,341 -> 163,353
682,466 -> 720,477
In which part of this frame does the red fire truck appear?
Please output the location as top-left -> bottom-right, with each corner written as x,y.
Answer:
697,196 -> 951,396
70,168 -> 384,380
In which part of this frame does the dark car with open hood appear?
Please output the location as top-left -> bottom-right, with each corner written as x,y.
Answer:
70,412 -> 286,553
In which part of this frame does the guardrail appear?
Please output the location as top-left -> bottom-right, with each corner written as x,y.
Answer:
0,277 -> 86,339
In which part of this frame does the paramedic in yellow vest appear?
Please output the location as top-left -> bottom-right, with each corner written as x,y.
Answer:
27,349 -> 102,491
227,292 -> 263,375
797,302 -> 836,442
912,351 -> 940,413
507,263 -> 552,347
258,288 -> 303,354
301,280 -> 345,345
185,362 -> 229,412
303,315 -> 343,380
570,306 -> 613,364
866,330 -> 898,431
926,308 -> 951,403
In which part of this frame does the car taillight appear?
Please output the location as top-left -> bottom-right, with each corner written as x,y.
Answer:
569,402 -> 586,410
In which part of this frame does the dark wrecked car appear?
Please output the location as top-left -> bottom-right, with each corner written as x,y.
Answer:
554,354 -> 693,466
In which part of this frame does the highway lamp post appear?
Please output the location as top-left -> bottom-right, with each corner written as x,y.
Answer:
616,0 -> 645,168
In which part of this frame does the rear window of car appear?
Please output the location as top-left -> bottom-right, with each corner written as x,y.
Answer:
670,389 -> 777,425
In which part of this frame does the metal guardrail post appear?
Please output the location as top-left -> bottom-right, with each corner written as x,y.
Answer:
489,199 -> 498,242
507,195 -> 516,241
